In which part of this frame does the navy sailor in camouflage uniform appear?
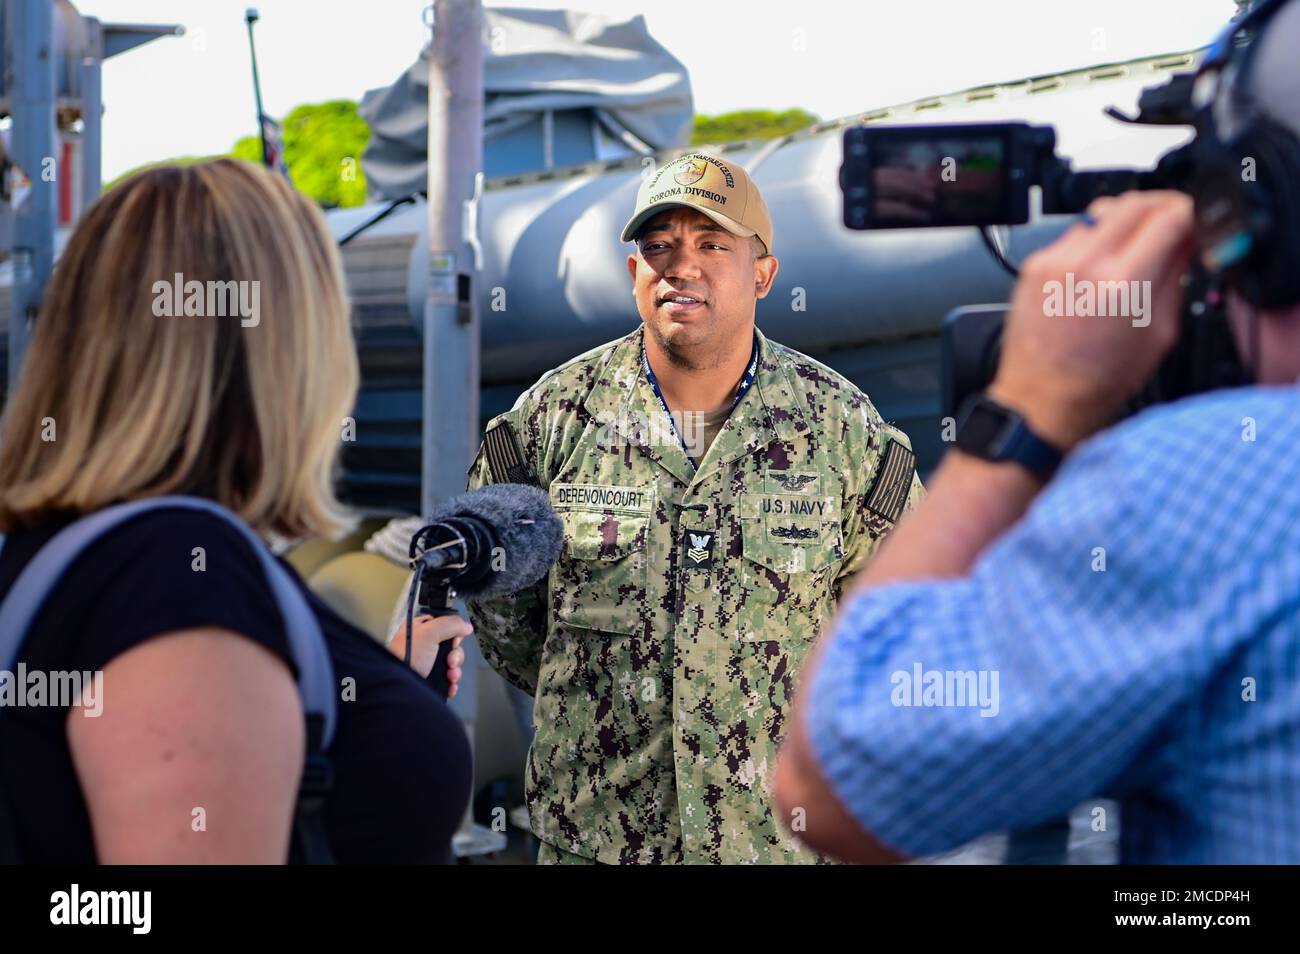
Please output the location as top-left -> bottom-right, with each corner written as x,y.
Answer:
466,153 -> 924,863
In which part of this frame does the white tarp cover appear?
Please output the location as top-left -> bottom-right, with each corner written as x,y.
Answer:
360,7 -> 694,199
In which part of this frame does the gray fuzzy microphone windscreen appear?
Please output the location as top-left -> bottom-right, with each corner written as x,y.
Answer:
425,483 -> 564,599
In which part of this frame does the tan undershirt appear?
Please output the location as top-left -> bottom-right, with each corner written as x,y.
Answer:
677,402 -> 734,462
699,404 -> 733,458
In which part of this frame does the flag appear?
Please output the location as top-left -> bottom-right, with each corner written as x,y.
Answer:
260,114 -> 288,176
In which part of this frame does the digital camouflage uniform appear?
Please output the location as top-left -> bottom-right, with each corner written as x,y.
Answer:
466,325 -> 923,864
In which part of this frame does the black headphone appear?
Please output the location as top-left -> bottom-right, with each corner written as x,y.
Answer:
1188,0 -> 1300,309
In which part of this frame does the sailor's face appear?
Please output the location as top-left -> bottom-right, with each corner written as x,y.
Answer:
627,207 -> 771,357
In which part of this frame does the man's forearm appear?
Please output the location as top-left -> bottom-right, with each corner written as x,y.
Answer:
847,450 -> 1045,597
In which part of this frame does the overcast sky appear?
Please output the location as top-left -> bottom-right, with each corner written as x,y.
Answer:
73,0 -> 1239,180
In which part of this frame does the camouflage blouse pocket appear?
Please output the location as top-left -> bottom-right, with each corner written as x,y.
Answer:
553,508 -> 650,636
736,517 -> 842,642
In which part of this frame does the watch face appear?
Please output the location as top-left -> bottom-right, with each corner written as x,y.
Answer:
959,402 -> 1012,454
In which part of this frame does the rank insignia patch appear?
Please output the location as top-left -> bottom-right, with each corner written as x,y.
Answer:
683,530 -> 715,569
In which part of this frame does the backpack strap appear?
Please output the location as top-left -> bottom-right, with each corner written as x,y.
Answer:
0,495 -> 337,862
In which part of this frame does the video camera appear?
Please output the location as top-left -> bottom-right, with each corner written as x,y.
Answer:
839,0 -> 1300,420
840,108 -> 1192,232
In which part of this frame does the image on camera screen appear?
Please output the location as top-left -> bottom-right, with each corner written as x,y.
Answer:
871,136 -> 1008,227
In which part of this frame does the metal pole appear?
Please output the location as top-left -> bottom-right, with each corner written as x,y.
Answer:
80,18 -> 104,206
244,8 -> 270,167
7,0 -> 57,396
422,0 -> 483,517
425,0 -> 489,859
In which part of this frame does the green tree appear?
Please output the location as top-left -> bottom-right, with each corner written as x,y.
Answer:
106,100 -> 371,208
691,109 -> 819,145
232,99 -> 370,208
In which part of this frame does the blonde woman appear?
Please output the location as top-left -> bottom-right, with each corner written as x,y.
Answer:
0,160 -> 472,863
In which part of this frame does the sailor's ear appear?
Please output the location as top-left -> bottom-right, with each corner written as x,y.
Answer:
754,254 -> 779,299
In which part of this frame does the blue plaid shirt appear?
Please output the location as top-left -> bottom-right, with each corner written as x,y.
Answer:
808,386 -> 1300,864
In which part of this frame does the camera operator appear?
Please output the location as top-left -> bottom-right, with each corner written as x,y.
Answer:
775,1 -> 1300,864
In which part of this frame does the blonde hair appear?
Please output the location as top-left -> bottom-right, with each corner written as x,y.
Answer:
0,158 -> 359,540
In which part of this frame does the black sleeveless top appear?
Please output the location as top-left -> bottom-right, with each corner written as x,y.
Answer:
0,509 -> 472,863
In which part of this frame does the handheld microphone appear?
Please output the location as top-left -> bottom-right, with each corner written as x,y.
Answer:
401,484 -> 563,677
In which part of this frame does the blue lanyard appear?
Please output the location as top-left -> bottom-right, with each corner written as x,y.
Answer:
641,332 -> 759,470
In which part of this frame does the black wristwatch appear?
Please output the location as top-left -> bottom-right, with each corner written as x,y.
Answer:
954,393 -> 1064,480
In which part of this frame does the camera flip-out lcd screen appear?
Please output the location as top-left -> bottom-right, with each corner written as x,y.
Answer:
870,136 -> 1008,226
842,123 -> 1038,229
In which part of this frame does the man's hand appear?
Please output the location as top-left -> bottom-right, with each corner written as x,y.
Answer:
991,191 -> 1197,450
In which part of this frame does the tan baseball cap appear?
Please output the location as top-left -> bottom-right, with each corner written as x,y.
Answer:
621,153 -> 774,255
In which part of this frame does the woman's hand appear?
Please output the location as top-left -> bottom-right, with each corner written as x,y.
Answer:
389,614 -> 473,691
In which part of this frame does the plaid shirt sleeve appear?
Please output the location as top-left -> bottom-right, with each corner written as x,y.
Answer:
804,405 -> 1237,858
